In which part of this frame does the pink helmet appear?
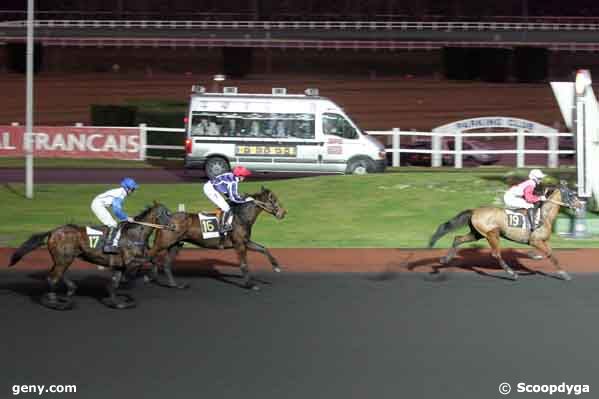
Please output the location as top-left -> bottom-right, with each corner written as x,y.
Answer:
233,166 -> 252,178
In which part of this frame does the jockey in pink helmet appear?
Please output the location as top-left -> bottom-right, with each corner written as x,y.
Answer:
203,166 -> 254,234
504,169 -> 547,230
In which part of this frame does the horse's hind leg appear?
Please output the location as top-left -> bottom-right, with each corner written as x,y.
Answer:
43,262 -> 75,310
440,231 -> 480,265
529,239 -> 571,281
486,229 -> 517,280
247,240 -> 281,272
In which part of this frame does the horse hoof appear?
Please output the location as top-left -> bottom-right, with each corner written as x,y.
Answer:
439,256 -> 450,265
169,282 -> 189,289
40,293 -> 75,311
507,271 -> 518,281
273,267 -> 281,273
527,251 -> 544,260
557,271 -> 572,281
244,283 -> 260,291
101,294 -> 137,309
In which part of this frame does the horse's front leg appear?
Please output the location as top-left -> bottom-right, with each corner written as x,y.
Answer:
529,239 -> 571,281
161,244 -> 187,289
247,240 -> 281,272
102,268 -> 136,309
235,242 -> 258,291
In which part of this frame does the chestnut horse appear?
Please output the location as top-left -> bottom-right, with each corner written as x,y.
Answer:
429,182 -> 582,280
147,187 -> 286,290
9,202 -> 172,309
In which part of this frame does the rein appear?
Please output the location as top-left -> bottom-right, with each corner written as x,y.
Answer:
129,220 -> 174,230
546,198 -> 570,208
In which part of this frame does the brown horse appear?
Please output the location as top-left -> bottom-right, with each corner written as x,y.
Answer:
428,182 -> 582,280
8,202 -> 172,309
147,187 -> 286,290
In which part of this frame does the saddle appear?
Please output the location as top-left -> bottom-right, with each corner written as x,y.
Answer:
85,226 -> 109,251
505,208 -> 541,231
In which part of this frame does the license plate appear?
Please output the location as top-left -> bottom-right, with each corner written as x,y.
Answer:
236,145 -> 297,157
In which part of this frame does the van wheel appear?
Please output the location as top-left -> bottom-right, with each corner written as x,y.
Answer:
205,157 -> 230,179
347,159 -> 373,175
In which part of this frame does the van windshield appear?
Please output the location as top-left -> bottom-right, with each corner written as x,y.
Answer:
189,111 -> 315,139
322,113 -> 358,140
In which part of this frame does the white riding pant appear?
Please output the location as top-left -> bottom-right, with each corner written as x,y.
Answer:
91,200 -> 118,227
503,192 -> 534,209
203,182 -> 231,212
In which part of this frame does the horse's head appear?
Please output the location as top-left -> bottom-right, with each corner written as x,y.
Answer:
135,201 -> 172,226
253,186 -> 286,220
548,181 -> 583,210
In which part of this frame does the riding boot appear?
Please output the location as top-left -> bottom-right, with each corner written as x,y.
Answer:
220,210 -> 233,234
103,227 -> 119,254
527,208 -> 537,231
217,210 -> 232,250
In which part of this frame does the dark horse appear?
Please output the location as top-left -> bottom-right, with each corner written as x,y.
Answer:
147,187 -> 286,290
8,202 -> 171,309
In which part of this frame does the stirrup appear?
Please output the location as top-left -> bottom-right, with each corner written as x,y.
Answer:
221,223 -> 233,233
103,245 -> 118,254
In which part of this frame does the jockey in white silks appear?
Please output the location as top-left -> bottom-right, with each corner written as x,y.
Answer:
91,177 -> 138,253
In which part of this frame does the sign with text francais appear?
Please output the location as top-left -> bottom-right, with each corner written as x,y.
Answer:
0,126 -> 141,160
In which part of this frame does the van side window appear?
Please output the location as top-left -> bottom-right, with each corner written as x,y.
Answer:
322,113 -> 358,140
190,112 -> 315,139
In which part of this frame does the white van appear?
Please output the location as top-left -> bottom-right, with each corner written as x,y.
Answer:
183,86 -> 386,178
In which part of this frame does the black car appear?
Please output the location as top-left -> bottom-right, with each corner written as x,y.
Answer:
386,139 -> 500,166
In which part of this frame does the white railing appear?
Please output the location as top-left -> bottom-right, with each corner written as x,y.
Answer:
139,125 -> 185,159
2,19 -> 599,32
369,129 -> 575,168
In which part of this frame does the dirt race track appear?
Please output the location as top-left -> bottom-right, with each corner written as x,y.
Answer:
2,247 -> 599,399
3,247 -> 599,274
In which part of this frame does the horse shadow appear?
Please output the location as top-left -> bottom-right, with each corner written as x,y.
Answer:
151,258 -> 273,289
402,248 -> 550,281
0,270 -> 110,307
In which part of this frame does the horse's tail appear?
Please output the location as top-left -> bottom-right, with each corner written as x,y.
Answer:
428,210 -> 473,248
8,231 -> 51,267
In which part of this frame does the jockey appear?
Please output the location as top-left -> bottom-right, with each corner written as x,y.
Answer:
203,166 -> 253,234
91,177 -> 138,253
503,169 -> 547,229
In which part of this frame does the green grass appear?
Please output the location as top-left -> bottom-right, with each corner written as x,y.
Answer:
2,169 -> 598,248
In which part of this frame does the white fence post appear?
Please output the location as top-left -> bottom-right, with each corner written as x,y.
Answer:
178,203 -> 185,212
392,127 -> 400,167
139,123 -> 147,161
432,133 -> 442,167
454,130 -> 462,169
517,130 -> 525,168
548,133 -> 558,168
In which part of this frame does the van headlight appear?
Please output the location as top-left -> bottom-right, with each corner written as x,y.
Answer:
378,151 -> 386,159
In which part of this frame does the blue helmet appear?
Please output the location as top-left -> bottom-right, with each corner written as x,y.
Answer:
120,177 -> 139,191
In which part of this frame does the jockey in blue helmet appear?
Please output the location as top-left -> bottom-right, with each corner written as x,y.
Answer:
91,177 -> 139,253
